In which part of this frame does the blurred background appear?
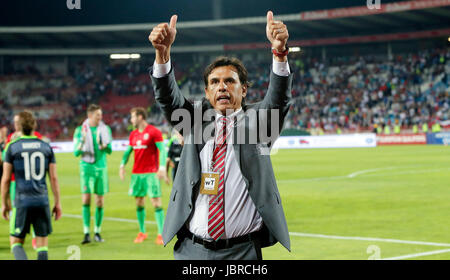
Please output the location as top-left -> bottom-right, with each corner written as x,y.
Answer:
0,0 -> 449,261
0,0 -> 448,141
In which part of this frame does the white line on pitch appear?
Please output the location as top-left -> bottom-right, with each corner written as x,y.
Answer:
382,248 -> 450,260
61,192 -> 127,199
62,213 -> 450,247
278,167 -> 450,183
288,232 -> 450,247
347,167 -> 399,178
63,213 -> 156,224
363,167 -> 450,178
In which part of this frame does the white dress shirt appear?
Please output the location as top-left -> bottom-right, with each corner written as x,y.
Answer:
190,108 -> 264,239
153,57 -> 290,239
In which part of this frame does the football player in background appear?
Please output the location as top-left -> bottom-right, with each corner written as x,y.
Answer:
119,107 -> 167,244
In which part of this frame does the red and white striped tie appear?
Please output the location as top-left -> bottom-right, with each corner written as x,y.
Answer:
208,116 -> 229,241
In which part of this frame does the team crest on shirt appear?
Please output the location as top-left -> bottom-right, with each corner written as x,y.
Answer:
143,133 -> 149,140
134,140 -> 147,150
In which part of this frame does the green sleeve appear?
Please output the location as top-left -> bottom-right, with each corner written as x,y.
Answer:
103,126 -> 113,155
156,141 -> 167,168
73,126 -> 83,157
120,146 -> 133,167
2,139 -> 18,161
167,135 -> 176,149
2,143 -> 9,161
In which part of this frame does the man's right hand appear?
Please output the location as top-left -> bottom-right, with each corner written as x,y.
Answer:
1,202 -> 10,221
52,203 -> 62,221
164,172 -> 171,185
149,15 -> 178,64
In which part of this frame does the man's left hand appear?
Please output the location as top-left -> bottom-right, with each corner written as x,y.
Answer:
157,168 -> 168,183
266,11 -> 289,53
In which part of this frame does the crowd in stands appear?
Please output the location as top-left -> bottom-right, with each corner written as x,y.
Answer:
286,47 -> 449,134
0,46 -> 448,140
0,58 -> 157,139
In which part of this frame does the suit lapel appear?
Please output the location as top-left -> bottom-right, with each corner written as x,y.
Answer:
195,98 -> 215,153
196,99 -> 246,170
233,124 -> 241,170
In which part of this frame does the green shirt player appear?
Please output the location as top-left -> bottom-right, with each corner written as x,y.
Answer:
119,107 -> 168,244
1,111 -> 62,260
73,104 -> 112,244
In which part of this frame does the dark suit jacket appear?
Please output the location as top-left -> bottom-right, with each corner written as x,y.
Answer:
150,65 -> 293,251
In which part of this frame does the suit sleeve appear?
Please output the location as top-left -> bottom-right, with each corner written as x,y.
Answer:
254,65 -> 294,146
149,67 -> 195,133
260,68 -> 294,110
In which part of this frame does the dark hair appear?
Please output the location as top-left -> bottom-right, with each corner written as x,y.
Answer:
203,56 -> 251,88
130,107 -> 147,120
87,104 -> 101,113
18,111 -> 36,136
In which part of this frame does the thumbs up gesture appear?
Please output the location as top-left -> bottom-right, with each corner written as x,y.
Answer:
266,11 -> 289,54
149,15 -> 178,64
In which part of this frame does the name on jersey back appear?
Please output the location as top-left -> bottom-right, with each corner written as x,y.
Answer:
22,142 -> 41,149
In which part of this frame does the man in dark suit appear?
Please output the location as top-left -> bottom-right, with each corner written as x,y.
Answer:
148,11 -> 293,260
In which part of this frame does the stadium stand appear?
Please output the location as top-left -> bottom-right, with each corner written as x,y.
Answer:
0,0 -> 449,140
1,46 -> 448,140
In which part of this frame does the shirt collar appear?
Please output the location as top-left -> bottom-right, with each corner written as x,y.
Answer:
20,135 -> 38,139
215,107 -> 243,124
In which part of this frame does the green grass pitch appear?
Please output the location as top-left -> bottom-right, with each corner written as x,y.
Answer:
0,145 -> 449,260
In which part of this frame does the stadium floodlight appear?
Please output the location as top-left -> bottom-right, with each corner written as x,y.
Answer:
110,53 -> 141,60
289,47 -> 301,53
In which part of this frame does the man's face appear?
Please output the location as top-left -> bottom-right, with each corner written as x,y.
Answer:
88,109 -> 102,126
13,115 -> 21,132
130,112 -> 141,128
205,66 -> 247,115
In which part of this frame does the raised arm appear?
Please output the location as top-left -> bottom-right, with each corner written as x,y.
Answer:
149,15 -> 177,64
260,11 -> 293,110
266,11 -> 289,63
148,15 -> 195,130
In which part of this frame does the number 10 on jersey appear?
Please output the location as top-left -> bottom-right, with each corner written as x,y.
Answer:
21,151 -> 45,181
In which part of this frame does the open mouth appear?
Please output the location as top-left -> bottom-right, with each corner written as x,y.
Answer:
216,94 -> 231,104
